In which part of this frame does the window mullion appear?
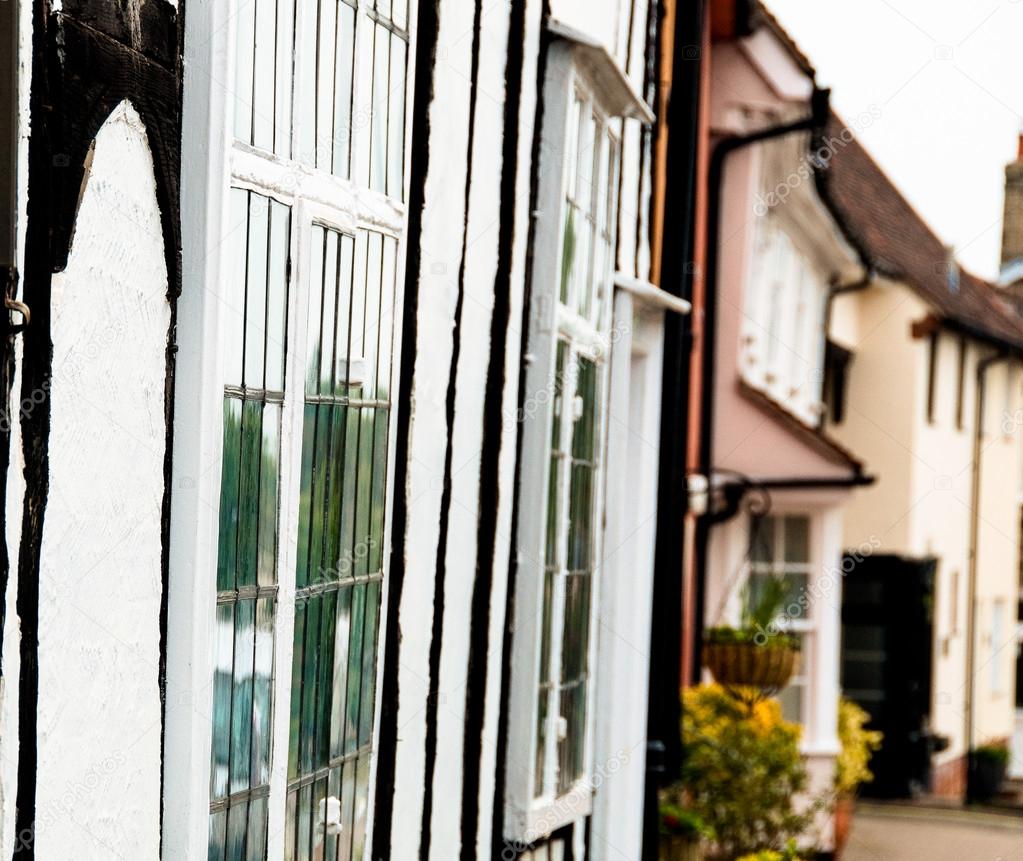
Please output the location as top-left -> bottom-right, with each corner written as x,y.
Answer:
266,199 -> 313,858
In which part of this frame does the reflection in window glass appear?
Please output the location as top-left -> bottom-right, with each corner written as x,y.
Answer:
368,1 -> 410,198
296,0 -> 358,175
209,190 -> 291,861
284,227 -> 398,860
234,0 -> 296,157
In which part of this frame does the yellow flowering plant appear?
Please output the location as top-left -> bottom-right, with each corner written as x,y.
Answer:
834,698 -> 883,797
679,685 -> 812,859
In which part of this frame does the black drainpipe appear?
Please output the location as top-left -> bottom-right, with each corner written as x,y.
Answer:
0,0 -> 18,676
641,0 -> 704,857
692,85 -> 832,681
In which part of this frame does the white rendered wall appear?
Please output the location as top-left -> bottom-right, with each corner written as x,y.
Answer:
35,101 -> 169,858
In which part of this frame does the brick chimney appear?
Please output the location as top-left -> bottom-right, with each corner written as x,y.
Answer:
1000,129 -> 1023,276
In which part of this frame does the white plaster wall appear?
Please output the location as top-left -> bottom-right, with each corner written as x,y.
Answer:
390,0 -> 476,854
428,0 -> 511,856
35,101 -> 169,859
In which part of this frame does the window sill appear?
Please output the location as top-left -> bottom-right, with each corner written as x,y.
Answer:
506,779 -> 595,846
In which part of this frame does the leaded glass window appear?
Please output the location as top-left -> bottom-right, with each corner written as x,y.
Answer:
532,86 -> 619,803
284,228 -> 397,860
206,0 -> 414,857
209,189 -> 291,858
231,0 -> 409,195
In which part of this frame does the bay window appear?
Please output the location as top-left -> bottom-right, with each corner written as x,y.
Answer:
203,2 -> 414,858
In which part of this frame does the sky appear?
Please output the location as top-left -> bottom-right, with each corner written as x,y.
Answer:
766,0 -> 1023,281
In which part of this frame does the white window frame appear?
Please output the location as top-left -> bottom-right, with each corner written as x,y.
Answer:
746,512 -> 817,730
741,196 -> 829,425
504,33 -> 649,843
166,0 -> 416,857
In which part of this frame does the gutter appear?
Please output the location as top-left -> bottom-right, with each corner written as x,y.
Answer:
964,350 -> 1009,804
692,84 -> 831,679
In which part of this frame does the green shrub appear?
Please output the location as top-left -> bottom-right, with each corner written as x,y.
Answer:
974,744 -> 1010,767
835,698 -> 883,796
735,840 -> 803,861
680,685 -> 812,858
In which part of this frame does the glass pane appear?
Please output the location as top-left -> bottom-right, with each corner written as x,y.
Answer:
252,0 -> 276,150
217,398 -> 243,592
557,683 -> 587,795
246,795 -> 268,861
370,24 -> 390,192
534,686 -> 549,798
274,0 -> 295,157
388,35 -> 408,198
778,682 -> 804,723
330,586 -> 354,757
209,809 -> 227,861
344,583 -> 367,754
359,579 -> 382,746
225,191 -> 249,386
749,515 -> 775,564
257,403 -> 281,587
567,462 -> 593,572
265,201 -> 291,392
237,400 -> 264,587
784,515 -> 810,564
315,0 -> 339,172
333,3 -> 357,176
244,195 -> 269,387
560,573 -> 591,683
251,598 -> 274,787
230,599 -> 256,795
210,602 -> 235,801
226,800 -> 249,860
233,0 -> 256,143
339,759 -> 357,861
351,754 -> 370,859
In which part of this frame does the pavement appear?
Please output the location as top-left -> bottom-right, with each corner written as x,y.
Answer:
846,803 -> 1023,860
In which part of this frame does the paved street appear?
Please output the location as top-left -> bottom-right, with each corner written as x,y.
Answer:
847,805 -> 1023,860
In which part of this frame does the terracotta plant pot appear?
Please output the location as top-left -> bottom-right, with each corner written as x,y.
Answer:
833,793 -> 855,859
703,641 -> 798,690
659,835 -> 704,861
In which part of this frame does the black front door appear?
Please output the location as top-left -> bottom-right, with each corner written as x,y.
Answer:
841,555 -> 936,798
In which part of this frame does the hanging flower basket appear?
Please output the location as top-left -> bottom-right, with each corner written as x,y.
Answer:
703,631 -> 799,692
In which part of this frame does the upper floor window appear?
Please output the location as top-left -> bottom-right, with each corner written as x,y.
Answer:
206,3 -> 415,858
234,0 -> 409,197
741,215 -> 828,425
506,30 -> 650,843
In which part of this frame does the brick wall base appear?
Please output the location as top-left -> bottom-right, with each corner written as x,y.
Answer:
931,754 -> 967,799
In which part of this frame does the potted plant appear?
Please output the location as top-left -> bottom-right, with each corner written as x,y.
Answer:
703,575 -> 800,691
658,803 -> 710,861
832,698 -> 882,859
969,744 -> 1010,803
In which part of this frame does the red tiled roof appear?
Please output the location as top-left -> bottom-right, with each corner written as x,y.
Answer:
819,111 -> 1023,351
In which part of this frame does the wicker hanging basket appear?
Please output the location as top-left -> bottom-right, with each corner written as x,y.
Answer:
703,641 -> 798,691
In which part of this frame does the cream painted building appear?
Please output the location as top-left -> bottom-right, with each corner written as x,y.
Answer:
824,115 -> 1023,799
